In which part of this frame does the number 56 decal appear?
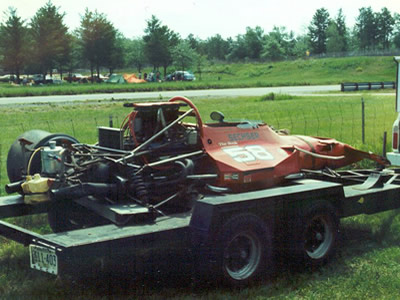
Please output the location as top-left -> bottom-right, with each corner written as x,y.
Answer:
222,145 -> 274,162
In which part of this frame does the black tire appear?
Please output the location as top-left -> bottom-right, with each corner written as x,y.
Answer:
7,130 -> 78,183
289,201 -> 339,267
214,214 -> 273,286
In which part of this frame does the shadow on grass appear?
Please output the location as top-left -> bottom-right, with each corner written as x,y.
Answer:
58,215 -> 400,298
3,210 -> 400,299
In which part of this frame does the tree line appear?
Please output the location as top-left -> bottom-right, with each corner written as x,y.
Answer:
1,2 -> 400,83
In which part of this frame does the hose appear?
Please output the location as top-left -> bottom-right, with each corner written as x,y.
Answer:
294,146 -> 345,160
130,170 -> 149,204
152,159 -> 194,187
128,111 -> 139,146
50,183 -> 117,201
27,147 -> 42,176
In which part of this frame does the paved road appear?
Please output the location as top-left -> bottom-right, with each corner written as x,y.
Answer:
0,85 -> 343,105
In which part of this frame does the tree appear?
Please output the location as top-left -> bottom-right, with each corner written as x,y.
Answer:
326,9 -> 349,54
227,34 -> 247,61
393,13 -> 400,49
106,31 -> 125,75
205,34 -> 230,60
347,27 -> 360,51
334,9 -> 348,52
243,26 -> 264,59
195,54 -> 207,81
125,38 -> 146,73
262,26 -> 296,60
293,34 -> 311,58
355,7 -> 378,50
64,34 -> 81,80
30,1 -> 69,77
261,39 -> 285,61
56,32 -> 73,80
308,8 -> 330,54
143,15 -> 179,77
326,22 -> 344,53
226,27 -> 264,61
77,9 -> 118,80
0,8 -> 29,83
172,40 -> 197,71
376,7 -> 395,50
186,33 -> 206,55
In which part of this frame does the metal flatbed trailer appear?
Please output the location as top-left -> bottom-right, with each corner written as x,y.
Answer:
1,169 -> 400,283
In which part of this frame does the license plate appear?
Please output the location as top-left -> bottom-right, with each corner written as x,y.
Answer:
29,245 -> 58,275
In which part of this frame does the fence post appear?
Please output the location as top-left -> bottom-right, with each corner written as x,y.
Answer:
361,98 -> 365,144
109,115 -> 113,128
351,104 -> 355,143
383,131 -> 387,157
0,144 -> 2,196
70,120 -> 76,137
339,104 -> 344,141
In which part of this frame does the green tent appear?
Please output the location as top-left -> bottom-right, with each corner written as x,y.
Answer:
105,74 -> 126,84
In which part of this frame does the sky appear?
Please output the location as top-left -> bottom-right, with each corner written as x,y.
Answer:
0,0 -> 399,39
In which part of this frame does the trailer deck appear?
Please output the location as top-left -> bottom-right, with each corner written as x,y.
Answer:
1,169 -> 400,277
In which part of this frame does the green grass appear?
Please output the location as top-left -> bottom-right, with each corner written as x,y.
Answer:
0,93 -> 399,299
0,56 -> 396,97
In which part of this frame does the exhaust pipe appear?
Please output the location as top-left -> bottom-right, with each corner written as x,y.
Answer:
5,181 -> 24,194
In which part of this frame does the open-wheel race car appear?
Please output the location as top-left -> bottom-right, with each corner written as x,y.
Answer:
5,96 -> 389,232
5,58 -> 400,288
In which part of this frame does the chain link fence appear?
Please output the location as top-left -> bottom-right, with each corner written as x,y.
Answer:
0,99 -> 396,194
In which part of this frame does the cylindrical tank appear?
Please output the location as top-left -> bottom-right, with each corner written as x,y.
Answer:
41,140 -> 65,176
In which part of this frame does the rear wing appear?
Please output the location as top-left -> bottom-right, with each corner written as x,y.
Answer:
395,56 -> 400,112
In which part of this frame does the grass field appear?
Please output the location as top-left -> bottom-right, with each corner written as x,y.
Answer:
0,91 -> 395,187
0,92 -> 399,299
0,56 -> 396,97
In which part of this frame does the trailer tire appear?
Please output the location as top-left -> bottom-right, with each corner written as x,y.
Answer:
289,200 -> 339,267
214,214 -> 272,286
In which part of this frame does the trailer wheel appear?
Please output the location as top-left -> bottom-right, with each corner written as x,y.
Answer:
290,201 -> 339,267
215,214 -> 272,286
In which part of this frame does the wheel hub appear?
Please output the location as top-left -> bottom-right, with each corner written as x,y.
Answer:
305,216 -> 333,259
224,232 -> 261,280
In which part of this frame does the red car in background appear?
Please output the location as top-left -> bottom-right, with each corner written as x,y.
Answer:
63,73 -> 87,83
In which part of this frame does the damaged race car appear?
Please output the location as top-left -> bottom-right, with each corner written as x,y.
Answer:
6,96 -> 389,232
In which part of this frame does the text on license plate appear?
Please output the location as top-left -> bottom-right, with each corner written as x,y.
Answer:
29,244 -> 58,275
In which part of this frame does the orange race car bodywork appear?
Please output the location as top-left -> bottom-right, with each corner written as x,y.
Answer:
168,97 -> 389,190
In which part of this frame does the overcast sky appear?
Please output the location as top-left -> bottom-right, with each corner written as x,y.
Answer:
1,0 -> 399,39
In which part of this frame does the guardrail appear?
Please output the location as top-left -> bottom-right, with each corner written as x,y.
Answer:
341,81 -> 395,92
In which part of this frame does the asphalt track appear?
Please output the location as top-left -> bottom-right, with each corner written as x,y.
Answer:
0,85 -> 394,105
0,85 -> 341,105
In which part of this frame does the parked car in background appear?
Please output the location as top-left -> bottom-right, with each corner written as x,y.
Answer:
49,75 -> 63,84
0,74 -> 15,82
63,73 -> 87,83
146,71 -> 162,82
32,74 -> 53,84
87,74 -> 108,83
165,71 -> 196,81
